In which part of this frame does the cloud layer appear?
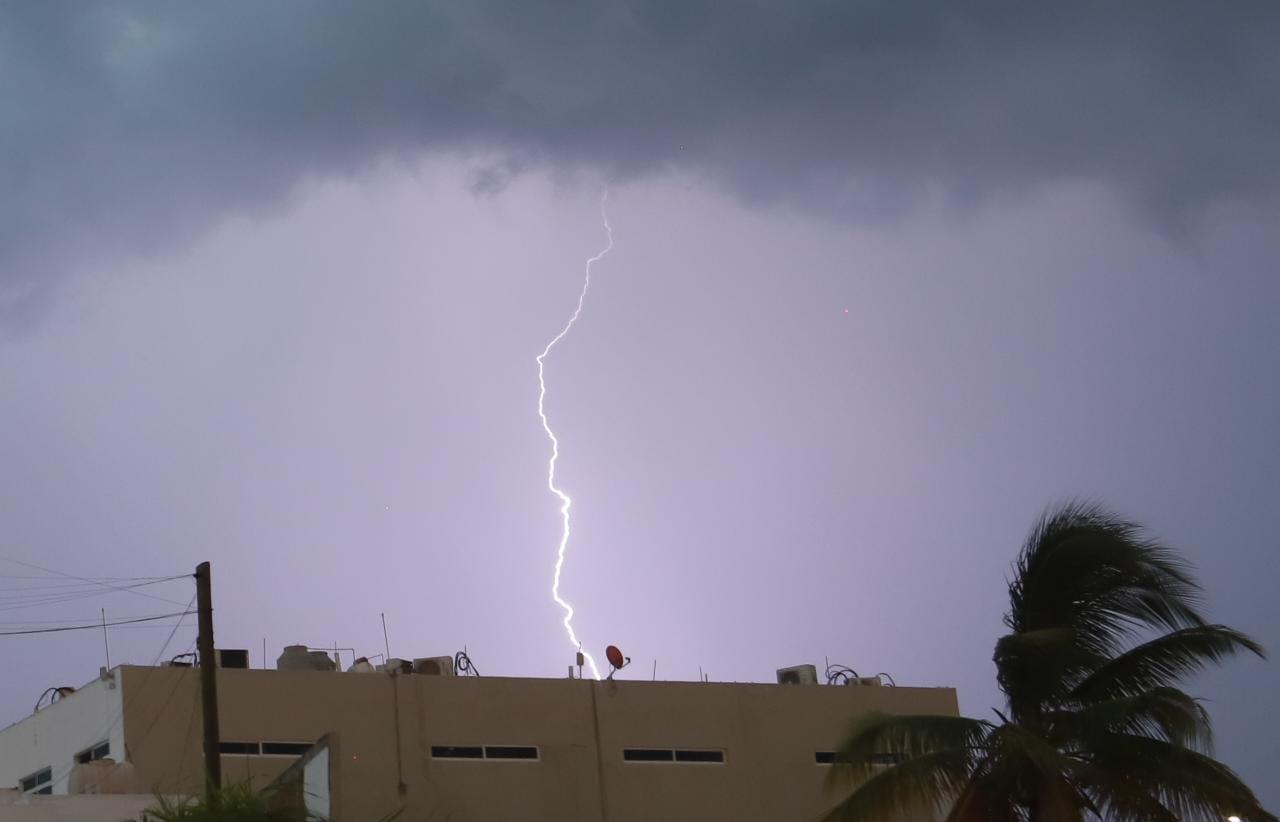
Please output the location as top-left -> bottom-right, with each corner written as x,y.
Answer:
4,1 -> 1279,314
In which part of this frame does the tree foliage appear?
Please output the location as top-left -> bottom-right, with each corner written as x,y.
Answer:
824,502 -> 1273,822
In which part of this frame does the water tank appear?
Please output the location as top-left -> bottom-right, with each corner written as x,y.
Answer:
277,645 -> 336,672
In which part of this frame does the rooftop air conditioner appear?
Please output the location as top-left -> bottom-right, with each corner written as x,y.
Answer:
776,664 -> 818,685
854,676 -> 883,687
380,658 -> 413,675
217,649 -> 249,669
413,656 -> 455,676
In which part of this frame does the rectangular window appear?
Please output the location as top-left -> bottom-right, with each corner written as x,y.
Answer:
218,742 -> 261,755
21,767 -> 52,795
623,748 -> 725,763
431,746 -> 484,759
484,746 -> 538,760
75,740 -> 110,764
674,749 -> 724,763
623,749 -> 675,762
261,742 -> 312,757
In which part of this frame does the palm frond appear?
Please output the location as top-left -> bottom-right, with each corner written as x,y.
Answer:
1071,625 -> 1264,704
1007,503 -> 1206,650
1085,733 -> 1277,822
828,712 -> 992,785
1048,687 -> 1213,752
994,627 -> 1105,716
1082,777 -> 1182,822
820,748 -> 976,822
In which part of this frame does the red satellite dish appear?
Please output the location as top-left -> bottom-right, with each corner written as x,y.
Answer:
605,645 -> 626,670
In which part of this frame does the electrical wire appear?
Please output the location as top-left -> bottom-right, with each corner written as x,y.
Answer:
0,579 -> 191,613
0,556 -> 190,606
0,611 -> 194,636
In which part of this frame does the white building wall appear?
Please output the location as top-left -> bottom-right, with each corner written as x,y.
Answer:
302,746 -> 330,819
0,670 -> 125,796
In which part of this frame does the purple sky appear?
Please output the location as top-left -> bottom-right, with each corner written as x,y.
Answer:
2,1 -> 1279,805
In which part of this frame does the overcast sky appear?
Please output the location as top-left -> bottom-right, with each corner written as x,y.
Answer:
2,0 -> 1279,805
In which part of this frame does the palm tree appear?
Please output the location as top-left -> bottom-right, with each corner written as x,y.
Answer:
823,502 -> 1274,821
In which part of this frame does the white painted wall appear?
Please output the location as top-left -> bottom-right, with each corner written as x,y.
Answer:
302,746 -> 329,819
0,671 -> 124,796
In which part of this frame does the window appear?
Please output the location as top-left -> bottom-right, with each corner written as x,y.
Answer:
218,741 -> 312,757
20,767 -> 52,795
623,748 -> 724,764
674,749 -> 724,763
815,751 -> 903,766
219,741 -> 260,755
261,742 -> 312,756
484,746 -> 538,760
75,740 -> 110,764
431,745 -> 539,761
431,746 -> 484,759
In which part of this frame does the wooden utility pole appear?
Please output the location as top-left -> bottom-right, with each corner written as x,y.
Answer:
195,561 -> 222,797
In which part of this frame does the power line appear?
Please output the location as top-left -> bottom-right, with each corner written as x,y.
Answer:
0,556 -> 190,607
0,611 -> 194,637
0,578 -> 191,612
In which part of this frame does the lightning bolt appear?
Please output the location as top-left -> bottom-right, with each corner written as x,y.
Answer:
536,189 -> 613,682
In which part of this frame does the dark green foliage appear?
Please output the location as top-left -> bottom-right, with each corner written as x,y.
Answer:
823,502 -> 1274,822
147,783 -> 316,822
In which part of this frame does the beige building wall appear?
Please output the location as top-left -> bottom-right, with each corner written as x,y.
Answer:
118,666 -> 959,822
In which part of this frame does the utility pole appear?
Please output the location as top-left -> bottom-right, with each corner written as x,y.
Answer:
195,561 -> 221,798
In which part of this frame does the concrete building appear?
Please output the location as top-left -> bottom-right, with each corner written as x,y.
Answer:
0,656 -> 959,821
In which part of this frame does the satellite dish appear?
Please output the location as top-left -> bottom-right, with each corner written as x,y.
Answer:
605,645 -> 628,671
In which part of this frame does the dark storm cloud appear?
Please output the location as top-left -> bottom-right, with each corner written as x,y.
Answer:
3,1 -> 1278,314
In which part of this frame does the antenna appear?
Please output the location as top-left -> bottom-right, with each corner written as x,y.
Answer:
100,609 -> 111,671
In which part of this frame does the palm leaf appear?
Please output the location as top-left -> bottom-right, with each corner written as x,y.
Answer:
1047,687 -> 1213,752
1084,733 -> 1277,822
827,712 -> 992,785
1007,503 -> 1205,647
1071,625 -> 1264,704
820,748 -> 976,822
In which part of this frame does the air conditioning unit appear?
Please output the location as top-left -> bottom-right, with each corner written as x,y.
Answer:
413,656 -> 455,676
217,649 -> 249,669
380,658 -> 413,675
853,676 -> 883,687
776,664 -> 818,685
